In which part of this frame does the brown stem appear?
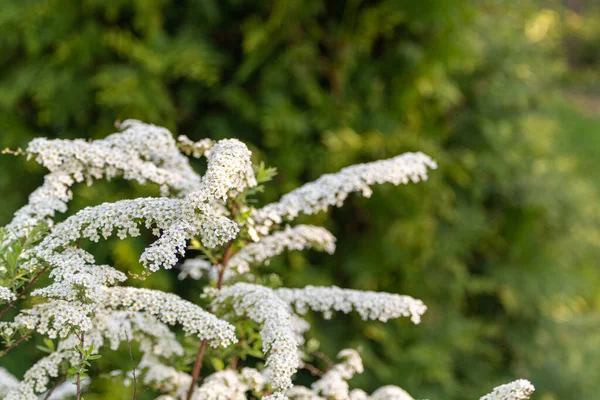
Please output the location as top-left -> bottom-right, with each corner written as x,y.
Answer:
231,355 -> 239,370
313,351 -> 335,369
0,266 -> 49,320
302,362 -> 324,377
43,375 -> 66,400
185,242 -> 235,400
125,330 -> 137,400
76,332 -> 84,400
185,339 -> 208,400
0,332 -> 32,358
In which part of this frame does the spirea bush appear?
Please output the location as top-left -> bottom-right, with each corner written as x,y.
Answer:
0,121 -> 534,400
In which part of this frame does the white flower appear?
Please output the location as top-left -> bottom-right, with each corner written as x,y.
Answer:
480,380 -> 535,400
288,350 -> 415,400
252,152 -> 437,233
213,283 -> 300,393
369,386 -> 414,400
228,225 -> 336,274
311,349 -> 364,398
276,286 -> 427,324
178,258 -> 215,281
0,367 -> 19,397
4,351 -> 67,399
100,287 -> 237,348
177,135 -> 214,158
0,286 -> 15,303
8,120 -> 202,237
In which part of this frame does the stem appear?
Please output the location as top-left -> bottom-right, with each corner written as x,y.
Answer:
185,242 -> 235,400
231,356 -> 239,370
0,332 -> 32,358
76,332 -> 84,400
0,266 -> 49,319
43,376 -> 66,400
302,362 -> 324,377
125,331 -> 137,400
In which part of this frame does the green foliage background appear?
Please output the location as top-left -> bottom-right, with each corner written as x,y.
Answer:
1,0 -> 599,399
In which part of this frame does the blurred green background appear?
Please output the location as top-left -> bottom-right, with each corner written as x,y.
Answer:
1,0 -> 600,399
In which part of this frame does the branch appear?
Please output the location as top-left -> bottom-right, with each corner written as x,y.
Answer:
0,265 -> 49,319
125,330 -> 137,400
0,332 -> 32,358
76,332 -> 84,400
43,375 -> 66,400
185,241 -> 235,400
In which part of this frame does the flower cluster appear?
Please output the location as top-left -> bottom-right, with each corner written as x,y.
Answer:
480,380 -> 535,400
252,152 -> 437,233
287,349 -> 414,400
213,283 -> 300,394
0,368 -> 19,397
7,120 -> 202,237
32,248 -> 126,302
228,225 -> 336,274
0,121 -> 536,400
177,135 -> 214,158
2,300 -> 95,338
0,286 -> 14,303
4,351 -> 67,399
276,285 -> 427,324
101,287 -> 237,348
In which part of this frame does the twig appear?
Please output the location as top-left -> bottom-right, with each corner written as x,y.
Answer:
43,376 -> 66,400
0,332 -> 32,358
231,355 -> 239,370
76,332 -> 84,400
313,351 -> 335,369
0,266 -> 49,319
186,242 -> 235,400
125,330 -> 137,400
302,362 -> 325,377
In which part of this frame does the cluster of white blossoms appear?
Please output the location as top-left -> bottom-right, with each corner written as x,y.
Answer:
0,368 -> 19,397
0,286 -> 15,302
4,351 -> 67,399
100,287 -> 237,348
213,283 -> 300,395
0,121 -> 537,400
2,300 -> 95,338
142,356 -> 265,400
287,349 -> 414,400
179,224 -> 337,281
7,120 -> 202,237
31,248 -> 127,302
177,135 -> 214,158
276,286 -> 427,324
480,380 -> 535,400
228,225 -> 336,274
252,152 -> 437,233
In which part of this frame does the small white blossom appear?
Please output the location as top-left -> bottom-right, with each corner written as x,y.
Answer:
177,135 -> 215,158
228,225 -> 336,274
0,286 -> 15,303
289,350 -> 414,400
8,120 -> 202,237
276,286 -> 427,324
252,152 -> 437,233
178,258 -> 216,281
0,367 -> 19,397
368,386 -> 414,400
213,283 -> 300,394
101,287 -> 237,347
311,349 -> 363,398
4,351 -> 67,399
480,380 -> 535,400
